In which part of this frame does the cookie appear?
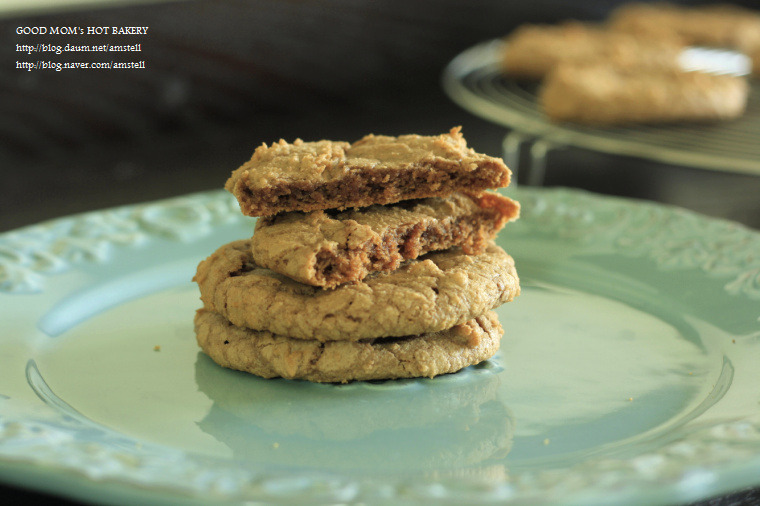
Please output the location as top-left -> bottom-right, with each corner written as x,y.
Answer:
539,64 -> 748,125
501,21 -> 682,80
193,239 -> 519,342
251,192 -> 520,288
194,309 -> 503,383
609,3 -> 760,52
224,127 -> 511,217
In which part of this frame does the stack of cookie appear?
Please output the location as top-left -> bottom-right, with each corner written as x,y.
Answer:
193,127 -> 521,383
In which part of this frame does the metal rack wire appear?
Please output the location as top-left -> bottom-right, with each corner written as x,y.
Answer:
442,40 -> 760,184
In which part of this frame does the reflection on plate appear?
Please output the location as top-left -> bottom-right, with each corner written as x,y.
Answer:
196,353 -> 514,473
1,188 -> 759,505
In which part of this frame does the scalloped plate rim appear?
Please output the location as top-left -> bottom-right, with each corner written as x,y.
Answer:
0,187 -> 759,505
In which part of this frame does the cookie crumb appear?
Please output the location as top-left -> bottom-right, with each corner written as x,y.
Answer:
153,345 -> 161,352
628,397 -> 634,402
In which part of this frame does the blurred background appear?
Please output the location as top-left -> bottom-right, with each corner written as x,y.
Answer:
1,1 -> 759,503
2,0 -> 759,234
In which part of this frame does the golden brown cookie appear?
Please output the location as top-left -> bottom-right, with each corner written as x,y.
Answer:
193,239 -> 519,342
608,3 -> 760,52
194,309 -> 503,383
251,192 -> 520,288
539,64 -> 748,125
224,127 -> 511,217
501,21 -> 683,80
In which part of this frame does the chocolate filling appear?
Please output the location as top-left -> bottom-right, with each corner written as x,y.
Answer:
311,208 -> 502,288
237,163 -> 507,216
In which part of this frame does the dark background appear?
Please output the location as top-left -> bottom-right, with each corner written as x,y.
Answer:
1,0 -> 759,504
2,0 -> 759,233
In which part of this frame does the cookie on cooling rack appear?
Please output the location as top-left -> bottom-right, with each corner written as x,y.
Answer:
539,64 -> 749,125
608,2 -> 760,53
501,21 -> 683,80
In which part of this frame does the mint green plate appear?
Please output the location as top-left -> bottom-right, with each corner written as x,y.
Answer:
1,188 -> 759,505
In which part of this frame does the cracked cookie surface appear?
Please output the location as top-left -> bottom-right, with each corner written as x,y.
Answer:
193,239 -> 519,342
224,127 -> 510,217
251,192 -> 520,288
194,309 -> 503,383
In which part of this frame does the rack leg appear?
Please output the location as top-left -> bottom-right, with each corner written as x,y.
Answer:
502,131 -> 532,187
527,140 -> 553,187
502,132 -> 560,187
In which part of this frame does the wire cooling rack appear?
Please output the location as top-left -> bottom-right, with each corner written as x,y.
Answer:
442,39 -> 760,176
